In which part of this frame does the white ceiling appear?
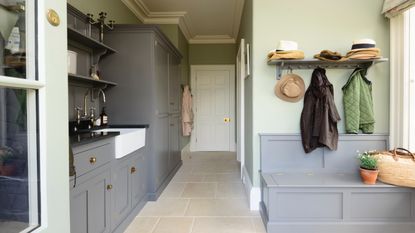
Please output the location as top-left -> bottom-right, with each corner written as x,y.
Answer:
121,0 -> 245,44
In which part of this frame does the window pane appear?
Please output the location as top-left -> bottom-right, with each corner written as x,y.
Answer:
0,87 -> 39,232
0,1 -> 28,79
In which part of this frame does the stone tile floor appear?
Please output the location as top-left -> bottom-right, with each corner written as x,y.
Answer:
124,152 -> 266,233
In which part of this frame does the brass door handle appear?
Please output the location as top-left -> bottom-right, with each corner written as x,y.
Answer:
107,184 -> 113,190
89,157 -> 97,164
224,118 -> 231,123
131,167 -> 136,174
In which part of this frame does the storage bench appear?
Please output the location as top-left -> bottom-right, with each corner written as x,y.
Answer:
259,134 -> 415,233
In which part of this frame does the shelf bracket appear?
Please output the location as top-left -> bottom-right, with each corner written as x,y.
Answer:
276,61 -> 284,80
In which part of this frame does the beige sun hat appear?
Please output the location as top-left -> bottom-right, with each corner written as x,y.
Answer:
274,73 -> 305,103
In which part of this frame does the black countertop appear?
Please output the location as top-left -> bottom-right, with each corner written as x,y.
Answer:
109,124 -> 150,129
69,124 -> 149,147
70,131 -> 120,147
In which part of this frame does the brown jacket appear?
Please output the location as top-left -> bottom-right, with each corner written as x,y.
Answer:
300,68 -> 341,153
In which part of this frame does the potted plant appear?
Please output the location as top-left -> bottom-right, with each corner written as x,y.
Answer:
0,147 -> 16,176
358,151 -> 378,184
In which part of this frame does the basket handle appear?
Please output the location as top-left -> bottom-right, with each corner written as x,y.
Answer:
393,148 -> 415,161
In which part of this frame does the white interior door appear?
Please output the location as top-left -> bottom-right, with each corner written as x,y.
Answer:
191,65 -> 235,152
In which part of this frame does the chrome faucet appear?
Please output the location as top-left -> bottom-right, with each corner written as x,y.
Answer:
83,89 -> 90,118
98,88 -> 106,103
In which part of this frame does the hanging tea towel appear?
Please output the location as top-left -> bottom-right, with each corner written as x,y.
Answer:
182,85 -> 194,136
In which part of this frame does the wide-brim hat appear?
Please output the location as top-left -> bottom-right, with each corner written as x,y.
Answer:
268,50 -> 305,60
277,40 -> 298,51
350,39 -> 377,52
274,73 -> 305,102
346,48 -> 381,59
314,50 -> 349,62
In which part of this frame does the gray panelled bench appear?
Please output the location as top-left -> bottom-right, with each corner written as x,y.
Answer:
259,134 -> 415,233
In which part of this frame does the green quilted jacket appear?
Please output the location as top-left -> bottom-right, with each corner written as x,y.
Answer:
342,68 -> 375,134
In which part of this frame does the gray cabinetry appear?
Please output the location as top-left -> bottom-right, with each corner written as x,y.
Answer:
111,158 -> 131,229
70,139 -> 114,233
154,40 -> 169,115
71,167 -> 111,233
70,138 -> 148,233
131,150 -> 147,208
169,114 -> 181,171
101,25 -> 183,199
168,56 -> 180,113
111,148 -> 147,231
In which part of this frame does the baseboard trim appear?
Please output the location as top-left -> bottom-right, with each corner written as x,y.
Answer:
181,143 -> 191,160
242,166 -> 260,211
148,161 -> 182,201
112,195 -> 149,233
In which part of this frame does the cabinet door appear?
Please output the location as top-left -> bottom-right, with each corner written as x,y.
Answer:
169,115 -> 181,170
153,115 -> 170,187
111,158 -> 131,229
131,150 -> 147,208
168,55 -> 181,113
70,186 -> 88,233
154,39 -> 169,115
70,169 -> 111,233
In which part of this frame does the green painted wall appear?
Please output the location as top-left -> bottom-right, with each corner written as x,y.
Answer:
178,29 -> 190,85
249,0 -> 390,186
158,24 -> 179,47
237,0 -> 254,183
189,44 -> 236,65
67,0 -> 141,24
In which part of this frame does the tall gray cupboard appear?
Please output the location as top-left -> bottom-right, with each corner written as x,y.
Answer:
100,25 -> 183,199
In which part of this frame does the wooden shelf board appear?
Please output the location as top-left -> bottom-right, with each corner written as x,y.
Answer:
268,58 -> 388,68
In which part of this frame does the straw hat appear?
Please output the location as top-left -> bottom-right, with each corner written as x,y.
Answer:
274,73 -> 305,102
268,50 -> 305,60
314,50 -> 348,62
267,40 -> 305,60
350,39 -> 376,52
346,39 -> 381,60
277,40 -> 298,51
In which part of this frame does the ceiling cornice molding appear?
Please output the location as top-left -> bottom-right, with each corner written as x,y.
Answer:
121,0 -> 239,44
178,14 -> 193,42
189,35 -> 236,44
121,0 -> 147,22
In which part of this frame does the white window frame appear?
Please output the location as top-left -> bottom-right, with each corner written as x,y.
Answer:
0,0 -> 44,231
389,7 -> 415,150
408,8 -> 415,150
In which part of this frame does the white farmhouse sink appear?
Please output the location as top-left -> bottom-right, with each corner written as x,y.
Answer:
93,128 -> 146,159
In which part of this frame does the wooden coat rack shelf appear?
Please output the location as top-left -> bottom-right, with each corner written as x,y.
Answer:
268,58 -> 388,80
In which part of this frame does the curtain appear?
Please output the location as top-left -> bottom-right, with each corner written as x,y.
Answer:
383,0 -> 415,17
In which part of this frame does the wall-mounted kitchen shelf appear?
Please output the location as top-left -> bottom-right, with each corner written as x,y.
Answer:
0,3 -> 25,12
268,58 -> 388,79
68,27 -> 117,54
68,73 -> 117,88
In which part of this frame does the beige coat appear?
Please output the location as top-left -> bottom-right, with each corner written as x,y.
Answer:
181,85 -> 193,136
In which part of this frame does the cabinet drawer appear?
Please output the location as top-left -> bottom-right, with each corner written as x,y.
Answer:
74,143 -> 113,177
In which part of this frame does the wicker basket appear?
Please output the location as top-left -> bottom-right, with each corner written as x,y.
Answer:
373,148 -> 415,188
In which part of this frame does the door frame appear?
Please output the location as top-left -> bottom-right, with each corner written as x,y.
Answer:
190,65 -> 236,152
236,39 -> 246,175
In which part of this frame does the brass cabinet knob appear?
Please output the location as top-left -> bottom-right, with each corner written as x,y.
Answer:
89,157 -> 97,164
131,167 -> 137,174
224,118 -> 231,122
107,184 -> 113,190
